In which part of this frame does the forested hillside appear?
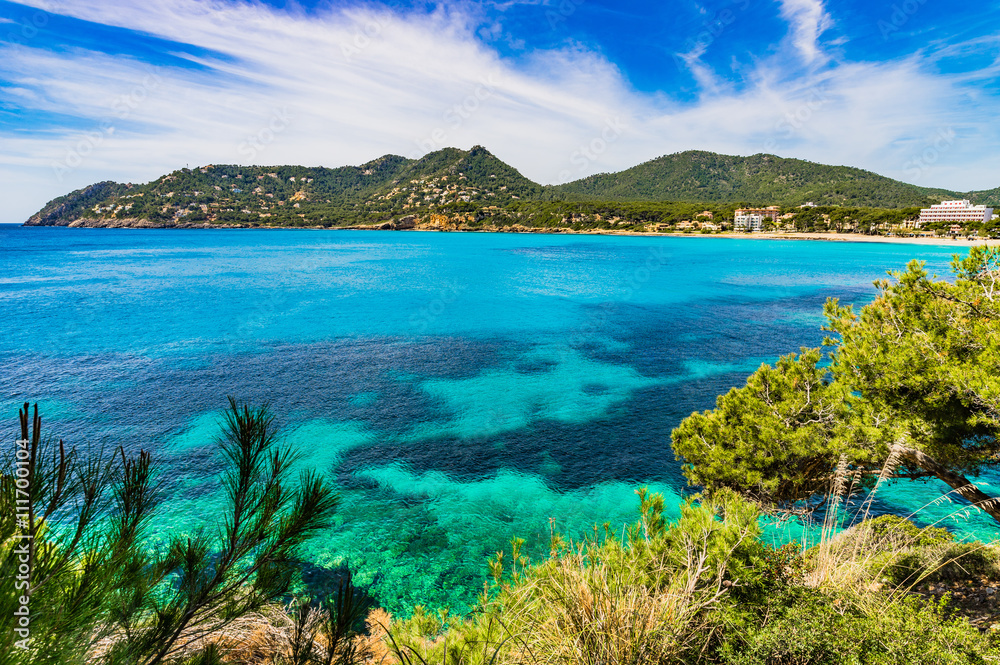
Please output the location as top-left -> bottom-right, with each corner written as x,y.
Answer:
25,146 -> 540,228
545,151 -> 957,207
23,147 -> 993,229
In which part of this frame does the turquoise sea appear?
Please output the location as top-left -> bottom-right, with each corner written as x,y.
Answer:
1,226 -> 996,614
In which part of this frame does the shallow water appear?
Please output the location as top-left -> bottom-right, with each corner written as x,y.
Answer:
1,226 -> 995,614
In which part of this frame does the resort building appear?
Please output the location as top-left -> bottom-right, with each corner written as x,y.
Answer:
918,200 -> 993,227
734,206 -> 780,232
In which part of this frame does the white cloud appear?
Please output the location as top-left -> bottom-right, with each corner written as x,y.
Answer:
674,42 -> 728,96
0,0 -> 997,223
777,0 -> 833,64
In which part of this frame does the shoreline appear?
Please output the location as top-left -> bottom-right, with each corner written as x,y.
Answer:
510,229 -> 998,247
15,223 -> 998,247
647,231 -> 1000,247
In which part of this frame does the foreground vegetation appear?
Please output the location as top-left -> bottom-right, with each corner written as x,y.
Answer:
672,245 -> 1000,527
3,416 -> 998,665
378,492 -> 999,665
0,399 -> 340,664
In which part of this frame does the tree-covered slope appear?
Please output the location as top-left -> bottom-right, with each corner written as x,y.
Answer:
24,146 -> 541,227
24,147 -> 993,228
968,187 -> 1000,207
26,181 -> 133,226
545,151 -> 958,208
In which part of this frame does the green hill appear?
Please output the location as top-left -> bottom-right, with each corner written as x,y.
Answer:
24,146 -> 541,227
969,187 -> 1000,207
23,147 -> 993,229
545,151 -> 957,207
25,180 -> 132,226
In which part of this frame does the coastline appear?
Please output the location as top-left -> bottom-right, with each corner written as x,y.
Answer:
643,231 -> 1000,247
16,222 -> 998,247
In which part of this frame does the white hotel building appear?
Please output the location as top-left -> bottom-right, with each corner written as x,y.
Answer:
918,200 -> 993,227
734,206 -> 780,232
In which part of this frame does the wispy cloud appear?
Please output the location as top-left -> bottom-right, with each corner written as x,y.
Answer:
777,0 -> 833,64
0,0 -> 996,223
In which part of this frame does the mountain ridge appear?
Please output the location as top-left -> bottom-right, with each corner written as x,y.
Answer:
24,147 -> 998,228
543,150 -> 988,208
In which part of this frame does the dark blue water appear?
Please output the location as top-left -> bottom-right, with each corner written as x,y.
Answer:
1,225 -> 994,614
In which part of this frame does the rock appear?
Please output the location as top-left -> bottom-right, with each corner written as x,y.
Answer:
67,217 -> 171,229
376,216 -> 418,231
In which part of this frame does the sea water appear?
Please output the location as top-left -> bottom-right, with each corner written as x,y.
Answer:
1,226 -> 995,614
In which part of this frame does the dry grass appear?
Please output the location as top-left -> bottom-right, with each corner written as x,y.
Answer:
501,547 -> 726,665
803,447 -> 1000,618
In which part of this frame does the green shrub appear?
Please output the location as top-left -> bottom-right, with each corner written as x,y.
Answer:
0,400 -> 340,665
382,494 -> 999,665
863,515 -> 953,548
882,542 -> 999,585
718,590 -> 997,665
811,515 -> 1000,587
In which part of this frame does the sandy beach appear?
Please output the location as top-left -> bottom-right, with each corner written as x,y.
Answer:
604,231 -> 1000,247
727,232 -> 998,247
20,221 -> 1000,249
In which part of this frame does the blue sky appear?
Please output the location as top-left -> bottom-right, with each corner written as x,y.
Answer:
0,0 -> 998,222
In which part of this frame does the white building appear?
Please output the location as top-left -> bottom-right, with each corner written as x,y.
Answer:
918,200 -> 993,227
734,206 -> 779,232
734,213 -> 764,232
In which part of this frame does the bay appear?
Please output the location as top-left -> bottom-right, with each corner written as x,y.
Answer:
1,225 -> 994,614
